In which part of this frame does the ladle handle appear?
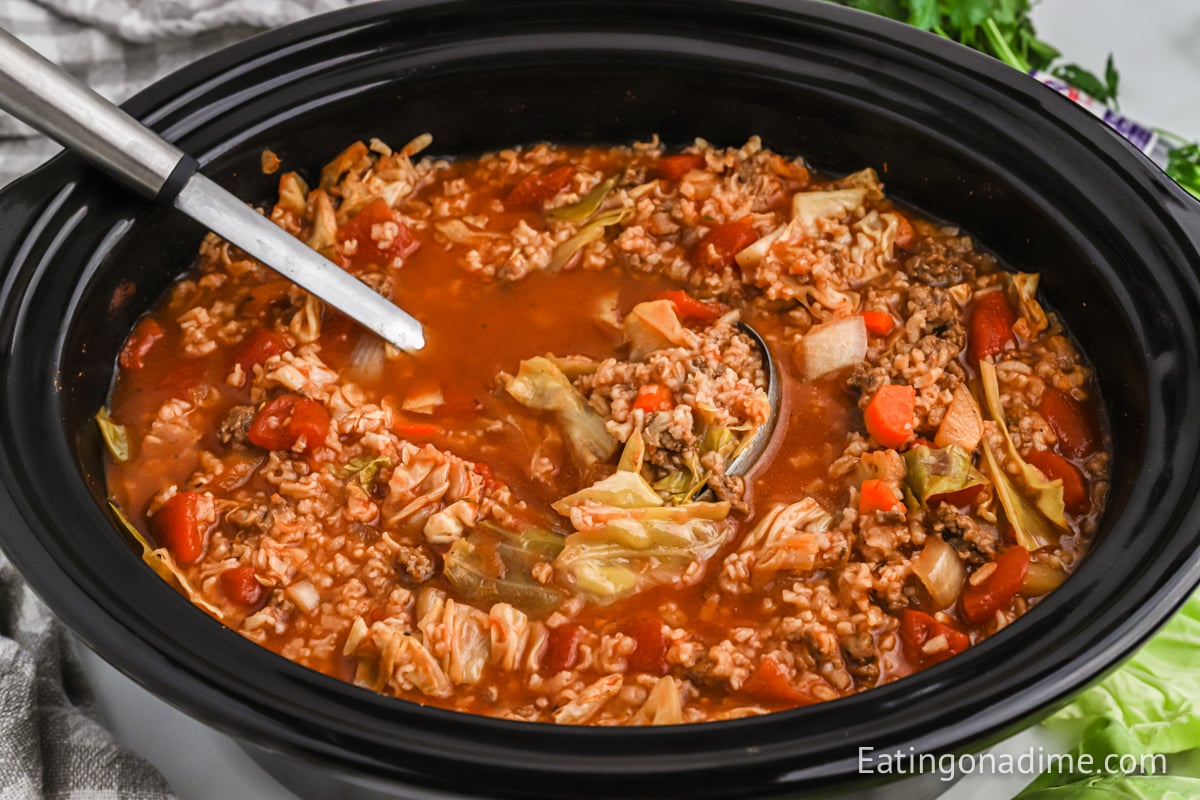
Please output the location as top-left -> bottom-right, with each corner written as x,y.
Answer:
0,26 -> 195,200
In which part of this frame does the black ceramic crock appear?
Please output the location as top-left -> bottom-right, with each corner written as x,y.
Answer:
1,1 -> 1199,797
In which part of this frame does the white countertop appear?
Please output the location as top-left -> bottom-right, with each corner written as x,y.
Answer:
77,4 -> 1200,800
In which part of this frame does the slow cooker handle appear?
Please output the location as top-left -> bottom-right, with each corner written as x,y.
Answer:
0,27 -> 196,202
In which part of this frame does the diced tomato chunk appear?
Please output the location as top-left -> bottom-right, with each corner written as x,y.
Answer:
960,547 -> 1030,624
1039,388 -> 1101,460
1025,449 -> 1089,515
967,290 -> 1017,364
335,197 -> 420,268
220,565 -> 263,606
899,608 -> 970,667
626,618 -> 668,675
119,317 -> 165,371
658,153 -> 706,181
289,397 -> 331,450
504,166 -> 576,210
234,329 -> 290,374
545,623 -> 583,672
743,657 -> 811,704
153,491 -> 208,564
653,289 -> 725,324
322,309 -> 357,346
632,384 -> 674,414
154,357 -> 207,400
247,394 -> 330,452
691,220 -> 758,271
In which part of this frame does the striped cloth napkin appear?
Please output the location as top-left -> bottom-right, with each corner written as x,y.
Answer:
0,2 -> 365,796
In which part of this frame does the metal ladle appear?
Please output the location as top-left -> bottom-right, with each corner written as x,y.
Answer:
729,322 -> 782,478
0,28 -> 786,472
0,28 -> 425,351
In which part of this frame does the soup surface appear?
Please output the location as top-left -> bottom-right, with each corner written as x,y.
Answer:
104,136 -> 1109,724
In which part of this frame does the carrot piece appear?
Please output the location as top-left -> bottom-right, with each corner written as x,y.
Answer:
861,311 -> 895,336
632,384 -> 673,414
153,491 -> 207,565
119,317 -> 165,371
863,384 -> 916,448
859,479 -> 903,515
1039,388 -> 1101,460
967,290 -> 1017,364
658,153 -> 706,181
894,212 -> 915,249
1025,449 -> 1090,515
653,289 -> 725,324
960,547 -> 1030,624
691,220 -> 758,271
394,421 -> 439,438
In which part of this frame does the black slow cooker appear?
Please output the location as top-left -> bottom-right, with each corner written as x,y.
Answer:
1,1 -> 1199,797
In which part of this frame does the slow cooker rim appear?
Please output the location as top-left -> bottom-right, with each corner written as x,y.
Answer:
0,0 -> 1197,794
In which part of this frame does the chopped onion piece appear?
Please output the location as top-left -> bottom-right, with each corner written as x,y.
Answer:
794,315 -> 868,380
287,579 -> 321,614
402,387 -> 444,414
912,536 -> 966,609
1021,562 -> 1068,597
934,384 -> 984,452
349,335 -> 385,383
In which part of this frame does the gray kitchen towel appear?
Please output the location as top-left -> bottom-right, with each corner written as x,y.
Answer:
0,1 -> 364,796
0,551 -> 176,800
0,0 -> 367,189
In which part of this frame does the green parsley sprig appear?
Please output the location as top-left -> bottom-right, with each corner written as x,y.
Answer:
834,0 -> 1200,197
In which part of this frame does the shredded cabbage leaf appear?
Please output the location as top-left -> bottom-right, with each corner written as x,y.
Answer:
791,187 -> 868,234
552,468 -> 731,604
981,438 -> 1057,551
546,207 -> 630,271
340,455 -> 390,491
443,523 -> 564,615
555,470 -> 664,511
503,356 -> 618,469
978,361 -> 1068,529
623,299 -> 693,361
548,176 -> 616,223
95,407 -> 130,462
1006,272 -> 1050,340
903,444 -> 988,506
